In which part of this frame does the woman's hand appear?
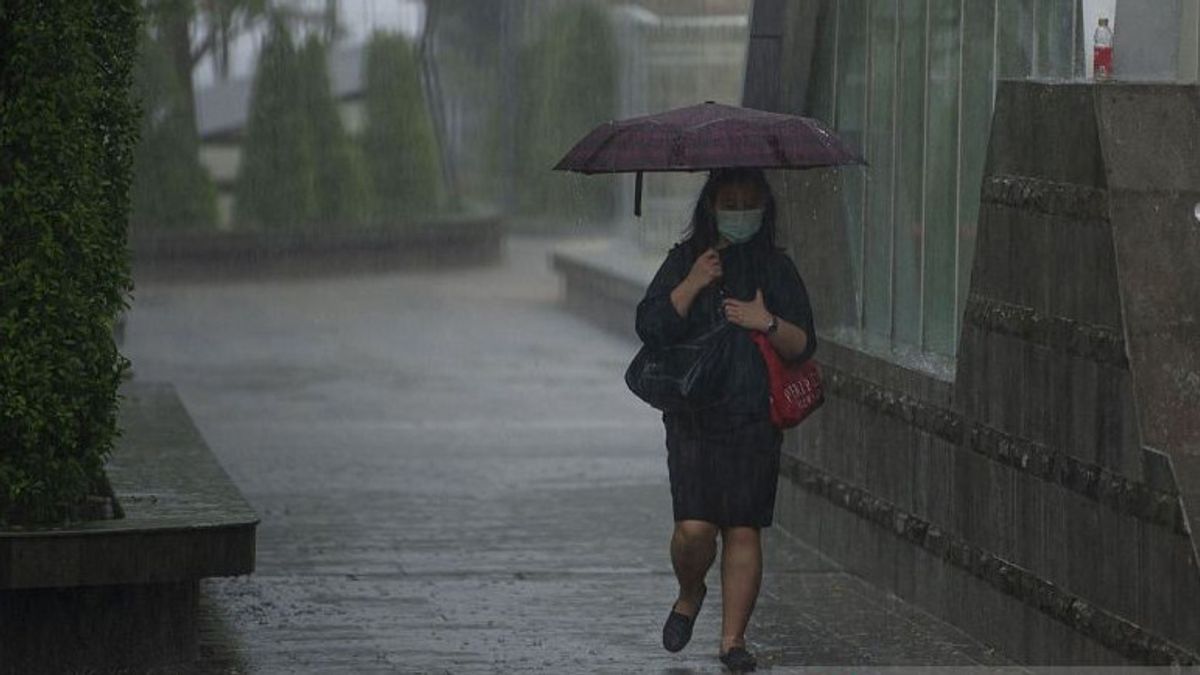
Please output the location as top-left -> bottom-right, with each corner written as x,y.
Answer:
722,289 -> 773,332
684,248 -> 723,290
670,248 -> 722,318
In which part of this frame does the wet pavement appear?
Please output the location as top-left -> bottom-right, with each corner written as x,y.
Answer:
122,236 -> 1015,673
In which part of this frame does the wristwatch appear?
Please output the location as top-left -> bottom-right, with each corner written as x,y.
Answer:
765,314 -> 779,335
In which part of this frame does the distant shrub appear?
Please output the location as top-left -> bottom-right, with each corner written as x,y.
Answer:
362,32 -> 443,224
298,35 -> 373,229
129,31 -> 219,232
517,2 -> 617,221
233,17 -> 317,230
0,0 -> 139,525
427,2 -> 504,208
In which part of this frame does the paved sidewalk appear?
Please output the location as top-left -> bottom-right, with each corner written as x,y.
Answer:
123,236 -> 1015,673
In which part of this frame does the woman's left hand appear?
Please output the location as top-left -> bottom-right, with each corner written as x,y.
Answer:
722,289 -> 774,332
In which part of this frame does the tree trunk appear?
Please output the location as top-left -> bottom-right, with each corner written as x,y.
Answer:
499,0 -> 520,215
162,8 -> 200,139
420,1 -> 460,207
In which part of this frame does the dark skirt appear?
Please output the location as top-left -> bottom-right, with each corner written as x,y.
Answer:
663,411 -> 783,528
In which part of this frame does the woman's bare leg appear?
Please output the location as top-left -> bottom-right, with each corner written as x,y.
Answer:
719,526 -> 762,652
670,519 -> 719,615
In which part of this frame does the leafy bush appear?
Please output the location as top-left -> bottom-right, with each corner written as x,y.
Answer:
0,0 -> 139,525
427,1 -> 504,206
517,2 -> 617,221
362,32 -> 443,223
298,35 -> 373,229
129,30 -> 219,232
233,17 -> 317,230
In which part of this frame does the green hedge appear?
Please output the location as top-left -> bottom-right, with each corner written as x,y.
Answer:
129,30 -> 219,232
233,17 -> 316,230
517,2 -> 617,221
362,32 -> 443,223
299,35 -> 373,229
0,0 -> 139,526
234,21 -> 373,231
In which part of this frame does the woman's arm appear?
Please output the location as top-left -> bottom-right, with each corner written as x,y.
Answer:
766,317 -> 809,361
720,289 -> 809,360
669,247 -> 722,318
668,276 -> 704,318
636,246 -> 724,347
635,247 -> 691,347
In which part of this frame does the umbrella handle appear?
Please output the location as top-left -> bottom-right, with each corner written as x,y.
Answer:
634,171 -> 643,218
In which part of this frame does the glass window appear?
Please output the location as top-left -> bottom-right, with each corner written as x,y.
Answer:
835,0 -> 871,330
802,0 -> 1082,363
893,0 -> 929,349
923,0 -> 962,357
863,1 -> 898,341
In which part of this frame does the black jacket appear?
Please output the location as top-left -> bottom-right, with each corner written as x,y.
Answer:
634,239 -> 817,420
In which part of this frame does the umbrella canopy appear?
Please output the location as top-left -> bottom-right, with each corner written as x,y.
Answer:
554,101 -> 865,215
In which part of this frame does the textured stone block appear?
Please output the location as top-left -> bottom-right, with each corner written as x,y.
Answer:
0,581 -> 198,674
987,81 -> 1105,187
1097,85 -> 1200,192
1067,356 -> 1100,464
1097,510 -> 1142,621
988,460 -> 1017,563
1012,471 -> 1046,574
1064,491 -> 1102,602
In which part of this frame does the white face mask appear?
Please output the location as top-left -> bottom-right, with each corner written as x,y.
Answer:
715,208 -> 764,243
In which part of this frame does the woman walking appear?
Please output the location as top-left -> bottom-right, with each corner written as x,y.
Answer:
635,168 -> 816,672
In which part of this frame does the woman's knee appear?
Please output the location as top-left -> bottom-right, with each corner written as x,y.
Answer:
720,525 -> 761,548
674,519 -> 718,547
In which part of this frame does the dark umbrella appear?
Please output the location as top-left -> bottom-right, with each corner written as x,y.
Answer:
554,101 -> 865,216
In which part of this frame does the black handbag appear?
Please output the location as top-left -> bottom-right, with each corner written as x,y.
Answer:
624,318 -> 735,412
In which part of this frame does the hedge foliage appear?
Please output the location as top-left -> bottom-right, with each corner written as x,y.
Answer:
234,20 -> 373,231
298,35 -> 373,229
234,17 -> 317,230
428,2 -> 505,208
0,0 -> 139,525
362,32 -> 443,223
517,2 -> 616,221
129,30 -> 219,231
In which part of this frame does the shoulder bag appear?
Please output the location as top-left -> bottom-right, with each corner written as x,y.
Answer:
750,331 -> 824,429
625,319 -> 735,412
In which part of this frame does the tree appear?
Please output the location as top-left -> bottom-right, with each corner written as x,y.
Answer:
298,35 -> 372,228
516,2 -> 617,220
129,30 -> 219,231
142,0 -> 269,138
426,0 -> 508,207
233,16 -> 316,230
362,32 -> 443,224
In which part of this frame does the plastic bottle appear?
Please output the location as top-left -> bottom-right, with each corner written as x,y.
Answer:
1094,17 -> 1113,81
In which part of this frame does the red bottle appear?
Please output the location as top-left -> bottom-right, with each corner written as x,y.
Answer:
1094,17 -> 1113,80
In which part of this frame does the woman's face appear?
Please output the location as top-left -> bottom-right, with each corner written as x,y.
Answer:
712,180 -> 763,212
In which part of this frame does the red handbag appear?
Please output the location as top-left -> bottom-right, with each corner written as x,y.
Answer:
750,332 -> 825,429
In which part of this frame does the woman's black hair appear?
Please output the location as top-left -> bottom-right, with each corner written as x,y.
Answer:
681,167 -> 777,257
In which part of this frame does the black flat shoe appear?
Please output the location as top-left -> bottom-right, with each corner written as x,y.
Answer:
661,583 -> 707,652
718,645 -> 757,672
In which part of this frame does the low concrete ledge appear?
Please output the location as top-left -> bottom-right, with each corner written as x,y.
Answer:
132,212 -> 504,279
0,381 -> 258,673
550,238 -> 658,340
